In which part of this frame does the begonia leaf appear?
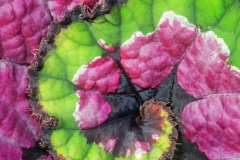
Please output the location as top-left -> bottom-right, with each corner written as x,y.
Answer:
37,3 -> 178,160
34,0 -> 240,160
0,0 -> 51,64
88,0 -> 240,67
182,94 -> 240,160
120,12 -> 197,88
72,56 -> 121,93
73,90 -> 112,129
0,61 -> 40,159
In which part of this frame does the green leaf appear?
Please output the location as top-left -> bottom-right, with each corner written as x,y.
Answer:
38,0 -> 240,159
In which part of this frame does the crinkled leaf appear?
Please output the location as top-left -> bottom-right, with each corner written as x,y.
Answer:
0,61 -> 40,159
38,5 -> 178,160
0,0 -> 98,64
178,31 -> 240,98
73,90 -> 112,129
182,94 -> 240,159
72,56 -> 120,93
120,12 -> 196,88
178,26 -> 240,159
0,0 -> 51,64
37,0 -> 240,159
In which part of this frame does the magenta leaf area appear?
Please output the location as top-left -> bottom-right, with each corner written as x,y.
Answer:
0,61 -> 40,159
181,94 -> 240,160
0,0 -> 101,64
0,0 -> 52,64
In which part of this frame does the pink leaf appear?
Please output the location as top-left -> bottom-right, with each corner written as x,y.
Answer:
181,94 -> 240,160
156,11 -> 197,62
120,32 -> 173,88
73,90 -> 111,129
177,31 -> 240,98
0,61 -> 40,159
0,141 -> 22,160
72,56 -> 120,93
0,0 -> 51,64
120,11 -> 197,88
